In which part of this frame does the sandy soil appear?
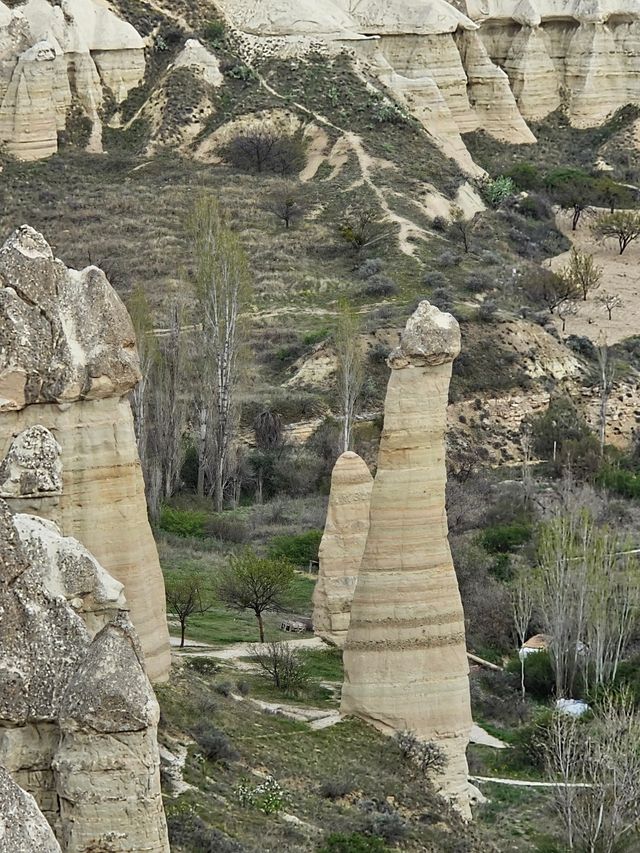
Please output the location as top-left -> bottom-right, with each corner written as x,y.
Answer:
547,209 -> 640,345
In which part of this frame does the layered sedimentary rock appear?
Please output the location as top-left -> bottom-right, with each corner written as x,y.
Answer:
341,301 -> 473,816
312,451 -> 373,647
0,498 -> 170,852
0,766 -> 61,853
0,225 -> 170,682
0,0 -> 145,159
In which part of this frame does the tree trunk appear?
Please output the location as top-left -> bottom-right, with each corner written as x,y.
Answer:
257,612 -> 265,643
214,465 -> 224,513
180,619 -> 186,648
521,656 -> 526,700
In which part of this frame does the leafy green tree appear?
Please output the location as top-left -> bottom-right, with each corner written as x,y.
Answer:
545,168 -> 597,230
562,247 -> 602,301
215,551 -> 294,642
595,177 -> 633,213
505,162 -> 541,190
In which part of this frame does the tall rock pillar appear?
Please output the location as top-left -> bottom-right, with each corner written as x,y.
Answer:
312,451 -> 373,648
341,301 -> 472,816
0,226 -> 170,682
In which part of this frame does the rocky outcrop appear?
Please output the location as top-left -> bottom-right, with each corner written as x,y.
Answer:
0,766 -> 61,853
0,0 -> 145,160
0,225 -> 170,682
312,451 -> 373,648
174,39 -> 224,87
341,301 -> 473,817
0,498 -> 169,852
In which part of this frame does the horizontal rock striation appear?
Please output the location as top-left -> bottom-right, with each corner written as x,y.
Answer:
0,225 -> 170,682
341,301 -> 473,817
0,498 -> 169,852
312,451 -> 373,647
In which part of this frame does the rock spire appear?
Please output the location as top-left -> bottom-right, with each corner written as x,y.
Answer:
341,300 -> 473,816
312,451 -> 373,647
0,225 -> 170,682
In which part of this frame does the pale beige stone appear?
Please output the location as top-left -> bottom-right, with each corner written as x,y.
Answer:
174,39 -> 224,87
341,301 -> 473,817
313,451 -> 373,647
0,226 -> 170,682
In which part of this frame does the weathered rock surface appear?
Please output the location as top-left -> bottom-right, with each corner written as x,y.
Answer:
0,425 -> 62,498
0,766 -> 61,853
0,498 -> 169,852
0,0 -> 144,160
0,225 -> 170,682
174,39 -> 224,87
312,451 -> 373,647
341,301 -> 473,817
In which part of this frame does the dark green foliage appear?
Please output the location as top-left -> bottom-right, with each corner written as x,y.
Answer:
192,722 -> 239,763
318,833 -> 389,853
526,396 -> 600,478
203,19 -> 225,45
504,162 -> 541,190
597,465 -> 640,499
481,522 -> 532,554
159,506 -> 207,538
268,529 -> 323,566
508,708 -> 556,772
204,514 -> 249,543
506,652 -> 555,701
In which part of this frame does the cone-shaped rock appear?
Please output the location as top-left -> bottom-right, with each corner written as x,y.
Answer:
313,451 -> 373,647
341,300 -> 473,816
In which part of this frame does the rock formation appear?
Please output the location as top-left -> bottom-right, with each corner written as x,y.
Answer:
341,301 -> 473,817
0,498 -> 170,852
0,0 -> 145,160
0,766 -> 61,853
0,225 -> 170,682
312,451 -> 373,647
174,39 -> 224,87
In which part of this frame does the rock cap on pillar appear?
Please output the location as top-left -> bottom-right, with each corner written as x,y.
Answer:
388,299 -> 461,368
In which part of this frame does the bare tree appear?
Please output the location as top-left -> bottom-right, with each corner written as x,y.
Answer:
191,197 -> 251,511
522,266 -> 580,314
594,209 -> 640,254
334,299 -> 364,453
223,128 -> 306,176
510,562 -> 536,699
249,641 -> 308,694
595,338 -> 615,452
339,205 -> 392,256
215,550 -> 294,642
265,184 -> 306,230
545,690 -> 640,853
252,409 -> 284,503
597,291 -> 622,321
557,299 -> 579,332
562,248 -> 602,301
536,509 -> 639,698
165,572 -> 216,648
449,205 -> 473,253
128,285 -> 156,493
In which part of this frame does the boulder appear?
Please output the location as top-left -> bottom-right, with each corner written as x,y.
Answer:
341,301 -> 473,817
313,451 -> 373,647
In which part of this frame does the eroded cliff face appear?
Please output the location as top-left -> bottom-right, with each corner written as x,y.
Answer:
312,451 -> 373,648
0,225 -> 170,682
0,499 -> 170,852
340,301 -> 473,817
220,0 -> 640,172
0,0 -> 144,160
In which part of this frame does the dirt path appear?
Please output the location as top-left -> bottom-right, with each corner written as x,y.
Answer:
471,775 -> 590,789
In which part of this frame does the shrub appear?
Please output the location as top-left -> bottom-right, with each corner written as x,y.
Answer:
360,275 -> 397,297
431,215 -> 448,232
597,465 -> 640,499
203,19 -> 225,44
508,708 -> 556,771
505,162 -> 541,190
515,193 -> 552,221
368,342 -> 391,365
159,506 -> 206,538
320,778 -> 354,800
423,270 -> 446,288
214,681 -> 233,697
268,529 -> 322,565
436,250 -> 462,268
319,833 -> 389,853
235,776 -> 286,814
363,811 -> 407,845
236,679 -> 251,696
223,128 -> 307,176
481,521 -> 532,554
395,731 -> 447,778
192,722 -> 239,763
431,287 -> 454,312
477,300 -> 498,322
250,641 -> 309,695
465,271 -> 492,293
356,258 -> 383,279
481,175 -> 516,207
204,514 -> 248,543
167,812 -> 246,853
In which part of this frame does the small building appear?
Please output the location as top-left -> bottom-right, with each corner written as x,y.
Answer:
280,619 -> 305,633
519,633 -> 549,661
